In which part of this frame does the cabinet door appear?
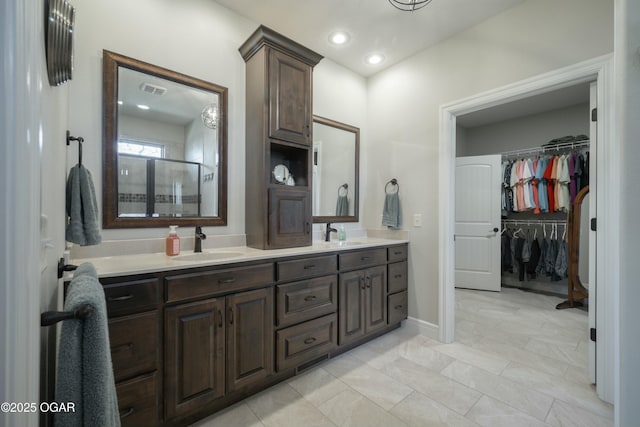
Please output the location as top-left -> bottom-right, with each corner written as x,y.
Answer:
226,287 -> 274,393
365,265 -> 388,334
165,298 -> 225,420
268,188 -> 311,248
269,49 -> 311,145
339,270 -> 365,345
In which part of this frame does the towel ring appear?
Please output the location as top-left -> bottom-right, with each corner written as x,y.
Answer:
338,183 -> 348,197
385,179 -> 399,194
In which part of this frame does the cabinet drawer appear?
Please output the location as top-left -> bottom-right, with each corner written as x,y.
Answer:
165,263 -> 274,303
277,255 -> 337,282
276,275 -> 337,327
102,277 -> 161,317
388,245 -> 408,263
388,291 -> 408,325
339,248 -> 386,271
388,261 -> 408,294
116,372 -> 159,427
276,313 -> 337,372
109,311 -> 159,382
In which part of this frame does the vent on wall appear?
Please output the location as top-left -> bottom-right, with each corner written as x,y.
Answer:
139,82 -> 167,96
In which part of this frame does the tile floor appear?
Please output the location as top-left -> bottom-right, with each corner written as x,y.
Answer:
192,287 -> 613,427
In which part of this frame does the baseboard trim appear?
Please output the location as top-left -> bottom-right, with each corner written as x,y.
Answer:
404,317 -> 439,340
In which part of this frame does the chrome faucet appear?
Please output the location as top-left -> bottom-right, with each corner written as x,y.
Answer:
325,223 -> 338,242
194,226 -> 207,252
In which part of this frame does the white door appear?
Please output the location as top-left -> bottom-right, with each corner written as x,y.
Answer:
588,81 -> 597,384
455,155 -> 502,291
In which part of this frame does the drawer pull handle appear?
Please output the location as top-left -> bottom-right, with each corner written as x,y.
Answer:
394,304 -> 404,310
360,256 -> 370,261
394,251 -> 403,255
303,264 -> 316,270
359,277 -> 365,290
304,337 -> 317,345
108,294 -> 134,302
119,407 -> 134,419
111,342 -> 134,353
366,277 -> 371,288
394,274 -> 403,279
218,277 -> 236,284
304,295 -> 317,302
218,309 -> 223,328
229,307 -> 234,325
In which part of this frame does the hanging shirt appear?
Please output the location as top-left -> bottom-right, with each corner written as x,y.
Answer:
569,152 -> 577,204
557,155 -> 571,212
532,158 -> 541,214
522,159 -> 534,210
543,156 -> 556,213
510,160 -> 520,212
536,157 -> 549,213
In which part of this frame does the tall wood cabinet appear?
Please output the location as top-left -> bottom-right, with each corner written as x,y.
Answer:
240,25 -> 323,249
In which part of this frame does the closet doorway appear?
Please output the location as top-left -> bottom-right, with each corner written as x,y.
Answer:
454,82 -> 596,383
438,56 -> 614,403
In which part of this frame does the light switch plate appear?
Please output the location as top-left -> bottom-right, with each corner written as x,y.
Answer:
413,214 -> 422,227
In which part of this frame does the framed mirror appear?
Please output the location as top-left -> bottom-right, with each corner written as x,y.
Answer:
103,50 -> 227,228
312,115 -> 359,223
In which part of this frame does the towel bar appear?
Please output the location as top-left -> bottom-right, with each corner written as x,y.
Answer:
41,304 -> 93,326
385,178 -> 399,194
58,257 -> 78,279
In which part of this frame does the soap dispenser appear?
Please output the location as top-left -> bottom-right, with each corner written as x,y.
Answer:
166,225 -> 180,256
338,225 -> 346,242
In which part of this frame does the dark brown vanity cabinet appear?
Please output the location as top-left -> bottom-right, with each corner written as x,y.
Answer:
338,266 -> 387,346
338,249 -> 389,346
163,266 -> 274,423
387,246 -> 409,325
240,25 -> 322,250
164,288 -> 274,421
95,242 -> 406,426
164,298 -> 225,420
101,276 -> 162,427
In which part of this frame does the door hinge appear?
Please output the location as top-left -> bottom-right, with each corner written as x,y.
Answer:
590,327 -> 597,342
591,218 -> 597,231
591,108 -> 597,122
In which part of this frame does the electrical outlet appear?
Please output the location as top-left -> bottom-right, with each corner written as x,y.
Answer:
413,214 -> 422,227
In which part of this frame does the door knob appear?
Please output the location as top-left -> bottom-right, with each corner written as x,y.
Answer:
493,227 -> 499,233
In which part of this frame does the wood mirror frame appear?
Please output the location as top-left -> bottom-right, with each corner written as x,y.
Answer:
102,50 -> 228,228
312,115 -> 359,223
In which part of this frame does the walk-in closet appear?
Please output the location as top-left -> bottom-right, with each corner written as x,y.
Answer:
453,81 -> 597,384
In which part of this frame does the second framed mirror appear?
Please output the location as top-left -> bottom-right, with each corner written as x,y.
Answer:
312,115 -> 359,223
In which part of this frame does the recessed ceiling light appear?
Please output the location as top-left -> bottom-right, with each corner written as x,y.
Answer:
365,53 -> 384,65
329,31 -> 350,45
137,104 -> 150,110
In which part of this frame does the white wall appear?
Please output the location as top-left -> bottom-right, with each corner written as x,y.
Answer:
366,0 -> 613,324
458,103 -> 590,157
313,59 -> 368,237
67,0 -> 368,250
615,0 -> 640,423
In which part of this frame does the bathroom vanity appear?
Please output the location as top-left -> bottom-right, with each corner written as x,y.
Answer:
78,240 -> 408,426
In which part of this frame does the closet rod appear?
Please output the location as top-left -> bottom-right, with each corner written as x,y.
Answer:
501,140 -> 590,159
501,219 -> 566,225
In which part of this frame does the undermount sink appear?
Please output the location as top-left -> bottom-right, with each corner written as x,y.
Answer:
322,241 -> 365,248
172,251 -> 244,262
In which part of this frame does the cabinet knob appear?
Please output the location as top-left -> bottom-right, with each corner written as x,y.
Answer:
304,337 -> 316,345
304,295 -> 317,302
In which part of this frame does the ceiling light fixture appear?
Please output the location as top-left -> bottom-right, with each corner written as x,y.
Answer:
365,53 -> 384,65
201,103 -> 218,129
329,31 -> 349,45
388,0 -> 433,12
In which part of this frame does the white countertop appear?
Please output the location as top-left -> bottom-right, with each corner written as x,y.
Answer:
71,238 -> 408,278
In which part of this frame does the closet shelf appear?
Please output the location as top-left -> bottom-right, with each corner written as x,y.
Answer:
501,140 -> 590,159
